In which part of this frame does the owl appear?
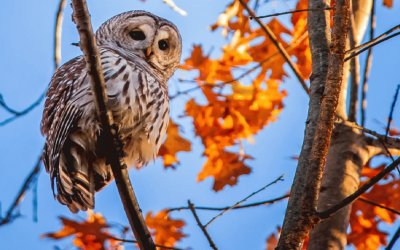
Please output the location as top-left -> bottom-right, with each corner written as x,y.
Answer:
41,10 -> 182,213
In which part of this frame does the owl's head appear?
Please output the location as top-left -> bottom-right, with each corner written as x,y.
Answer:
96,10 -> 182,80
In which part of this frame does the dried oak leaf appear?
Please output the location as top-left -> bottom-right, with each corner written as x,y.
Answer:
42,211 -> 120,250
158,119 -> 191,168
146,210 -> 186,248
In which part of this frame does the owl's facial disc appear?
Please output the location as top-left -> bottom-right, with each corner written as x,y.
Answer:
146,25 -> 182,78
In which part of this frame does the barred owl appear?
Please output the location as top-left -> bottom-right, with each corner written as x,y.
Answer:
41,10 -> 182,213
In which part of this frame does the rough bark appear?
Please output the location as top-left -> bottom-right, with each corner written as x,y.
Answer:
276,0 -> 351,249
308,0 -> 373,249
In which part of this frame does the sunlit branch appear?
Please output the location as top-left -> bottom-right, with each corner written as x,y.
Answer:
360,0 -> 376,127
239,0 -> 310,94
188,200 -> 218,250
70,1 -> 155,249
345,24 -> 400,61
54,0 -> 67,69
162,0 -> 187,16
253,7 -> 331,19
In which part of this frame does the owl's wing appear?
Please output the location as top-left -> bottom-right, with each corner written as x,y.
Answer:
42,57 -> 92,212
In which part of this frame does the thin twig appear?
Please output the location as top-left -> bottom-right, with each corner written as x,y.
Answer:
345,24 -> 400,61
239,0 -> 310,94
348,8 -> 360,122
167,194 -> 289,213
204,175 -> 284,227
54,0 -> 67,69
109,236 -> 188,250
0,155 -> 41,226
187,200 -> 218,250
0,92 -> 45,126
171,31 -> 309,100
253,7 -> 331,19
70,1 -> 155,249
386,226 -> 400,250
360,0 -> 376,127
318,157 -> 400,219
385,85 -> 400,138
359,197 -> 400,216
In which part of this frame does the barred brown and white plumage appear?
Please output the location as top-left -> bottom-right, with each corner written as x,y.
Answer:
41,10 -> 182,213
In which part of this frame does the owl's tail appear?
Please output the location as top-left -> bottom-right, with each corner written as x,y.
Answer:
45,136 -> 96,213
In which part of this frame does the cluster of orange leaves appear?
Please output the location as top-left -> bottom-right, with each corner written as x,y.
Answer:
159,0 -> 312,191
43,210 -> 186,250
42,211 -> 123,250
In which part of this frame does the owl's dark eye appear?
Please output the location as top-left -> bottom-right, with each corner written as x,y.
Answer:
129,30 -> 146,41
158,40 -> 169,50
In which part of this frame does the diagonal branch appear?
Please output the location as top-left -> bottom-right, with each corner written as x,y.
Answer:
253,7 -> 331,19
238,0 -> 310,94
204,175 -> 284,227
54,0 -> 67,69
188,200 -> 218,250
345,24 -> 400,61
360,0 -> 376,126
0,155 -> 41,226
70,1 -> 155,249
317,157 -> 400,219
167,194 -> 289,212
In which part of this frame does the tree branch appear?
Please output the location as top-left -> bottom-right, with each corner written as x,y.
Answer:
0,155 -> 41,226
360,0 -> 376,127
348,7 -> 360,122
386,226 -> 400,250
238,0 -> 310,94
345,24 -> 400,61
359,197 -> 400,216
187,200 -> 218,250
70,1 -> 155,249
54,0 -> 67,69
253,7 -> 331,19
167,194 -> 289,212
204,175 -> 283,227
317,157 -> 400,219
277,0 -> 351,248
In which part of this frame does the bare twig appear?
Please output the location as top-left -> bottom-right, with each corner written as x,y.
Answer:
0,92 -> 45,126
188,200 -> 218,250
386,226 -> 400,250
167,194 -> 289,212
359,197 -> 400,216
0,155 -> 41,226
204,175 -> 284,227
253,7 -> 331,19
345,24 -> 400,61
239,0 -> 310,94
385,85 -> 400,138
110,236 -> 188,250
318,157 -> 400,219
360,0 -> 376,127
348,8 -> 360,122
70,1 -> 154,249
54,0 -> 67,69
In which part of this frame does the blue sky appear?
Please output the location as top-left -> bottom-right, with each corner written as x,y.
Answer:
0,0 -> 400,249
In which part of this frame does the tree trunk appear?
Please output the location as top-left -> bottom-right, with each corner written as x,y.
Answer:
307,0 -> 373,249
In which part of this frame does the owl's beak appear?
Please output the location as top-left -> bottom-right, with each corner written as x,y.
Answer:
145,47 -> 153,57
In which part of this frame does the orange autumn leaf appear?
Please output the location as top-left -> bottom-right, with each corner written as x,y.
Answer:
42,211 -> 121,250
146,210 -> 186,248
265,227 -> 280,250
348,162 -> 400,249
158,120 -> 191,168
383,0 -> 393,8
